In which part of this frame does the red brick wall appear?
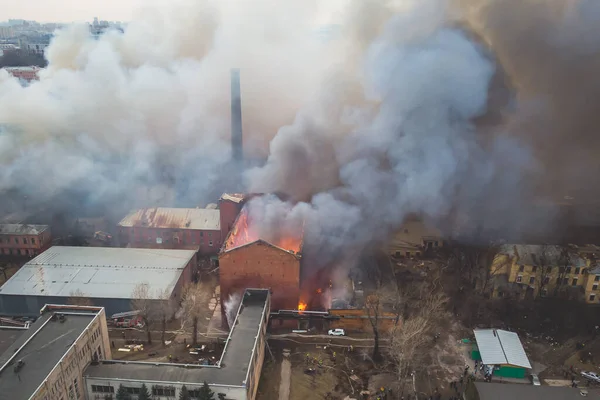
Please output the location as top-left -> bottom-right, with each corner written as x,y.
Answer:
219,241 -> 301,314
219,199 -> 243,245
119,227 -> 221,255
0,229 -> 52,257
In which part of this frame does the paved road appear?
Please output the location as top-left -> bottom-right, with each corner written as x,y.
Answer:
268,333 -> 390,348
278,350 -> 292,400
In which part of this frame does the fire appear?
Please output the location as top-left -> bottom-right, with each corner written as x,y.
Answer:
298,302 -> 307,312
316,288 -> 322,294
224,207 -> 303,253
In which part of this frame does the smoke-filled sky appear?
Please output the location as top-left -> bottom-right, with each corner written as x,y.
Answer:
1,0 -> 599,259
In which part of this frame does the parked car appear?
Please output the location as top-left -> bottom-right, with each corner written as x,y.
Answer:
581,371 -> 600,384
328,329 -> 345,336
529,374 -> 541,386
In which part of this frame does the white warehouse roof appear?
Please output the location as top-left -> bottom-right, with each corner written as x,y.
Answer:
474,329 -> 532,369
0,246 -> 196,299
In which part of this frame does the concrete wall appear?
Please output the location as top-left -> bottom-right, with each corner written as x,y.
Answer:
219,241 -> 300,315
32,309 -> 112,400
328,309 -> 399,333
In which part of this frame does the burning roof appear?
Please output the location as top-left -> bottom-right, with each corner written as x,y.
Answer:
222,206 -> 303,254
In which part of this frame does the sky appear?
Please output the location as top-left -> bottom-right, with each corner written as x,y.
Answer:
0,0 -> 350,24
0,0 -> 144,23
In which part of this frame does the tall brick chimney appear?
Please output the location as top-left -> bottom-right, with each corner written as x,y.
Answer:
231,68 -> 243,164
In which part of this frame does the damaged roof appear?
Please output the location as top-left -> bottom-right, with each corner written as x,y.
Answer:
219,193 -> 247,204
0,224 -> 49,235
118,207 -> 220,230
499,244 -> 587,267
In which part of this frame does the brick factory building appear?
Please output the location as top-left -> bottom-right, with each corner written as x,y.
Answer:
3,66 -> 41,82
0,224 -> 52,257
219,205 -> 303,323
0,246 -> 196,315
118,194 -> 247,256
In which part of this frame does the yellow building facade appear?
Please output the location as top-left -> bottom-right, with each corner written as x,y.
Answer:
489,245 -> 600,304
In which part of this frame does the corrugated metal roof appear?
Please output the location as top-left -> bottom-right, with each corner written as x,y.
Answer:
0,224 -> 49,235
0,246 -> 196,299
118,208 -> 220,230
474,329 -> 532,369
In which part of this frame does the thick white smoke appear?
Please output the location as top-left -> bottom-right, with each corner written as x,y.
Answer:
0,0 -> 546,258
244,0 -> 534,271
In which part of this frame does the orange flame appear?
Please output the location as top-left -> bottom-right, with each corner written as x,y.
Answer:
316,288 -> 323,294
224,207 -> 303,253
298,302 -> 307,312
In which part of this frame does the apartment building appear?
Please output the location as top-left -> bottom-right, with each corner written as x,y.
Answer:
489,244 -> 600,303
0,224 -> 51,257
0,304 -> 111,400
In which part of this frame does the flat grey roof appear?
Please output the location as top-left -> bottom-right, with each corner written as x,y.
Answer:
118,208 -> 220,230
0,308 -> 99,400
0,247 -> 196,299
84,289 -> 269,386
0,224 -> 49,235
474,329 -> 532,369
474,382 -> 600,400
0,328 -> 25,356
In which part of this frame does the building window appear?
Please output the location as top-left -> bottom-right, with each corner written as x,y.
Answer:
595,276 -> 600,282
563,278 -> 569,285
516,275 -> 523,283
406,252 -> 411,257
23,238 -> 27,244
543,277 -> 550,284
547,266 -> 552,273
529,277 -> 535,284
594,284 -> 598,291
572,278 -> 578,286
518,265 -> 524,272
73,379 -> 80,398
31,237 -> 35,244
20,249 -> 25,255
541,288 -> 548,297
152,386 -> 175,396
122,387 -> 141,395
497,291 -> 504,298
91,385 -> 114,393
14,238 -> 18,244
566,267 -> 572,273
531,266 -> 537,273
200,232 -> 204,237
590,294 -> 596,302
575,267 -> 581,274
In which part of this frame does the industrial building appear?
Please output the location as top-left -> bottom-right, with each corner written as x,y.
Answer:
0,304 -> 111,400
117,194 -> 247,256
219,205 -> 303,321
83,288 -> 270,400
471,329 -> 532,378
0,224 -> 51,257
0,246 -> 196,316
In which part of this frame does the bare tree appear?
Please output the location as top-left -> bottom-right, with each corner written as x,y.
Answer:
181,282 -> 212,346
444,240 -> 500,296
155,288 -> 177,347
388,284 -> 447,386
534,245 -> 553,299
131,283 -> 154,344
365,294 -> 383,361
554,246 -> 575,296
68,289 -> 94,306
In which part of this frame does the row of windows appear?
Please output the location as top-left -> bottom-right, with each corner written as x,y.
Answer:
0,248 -> 36,256
90,384 -> 212,398
518,265 -> 588,275
0,236 -> 37,245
